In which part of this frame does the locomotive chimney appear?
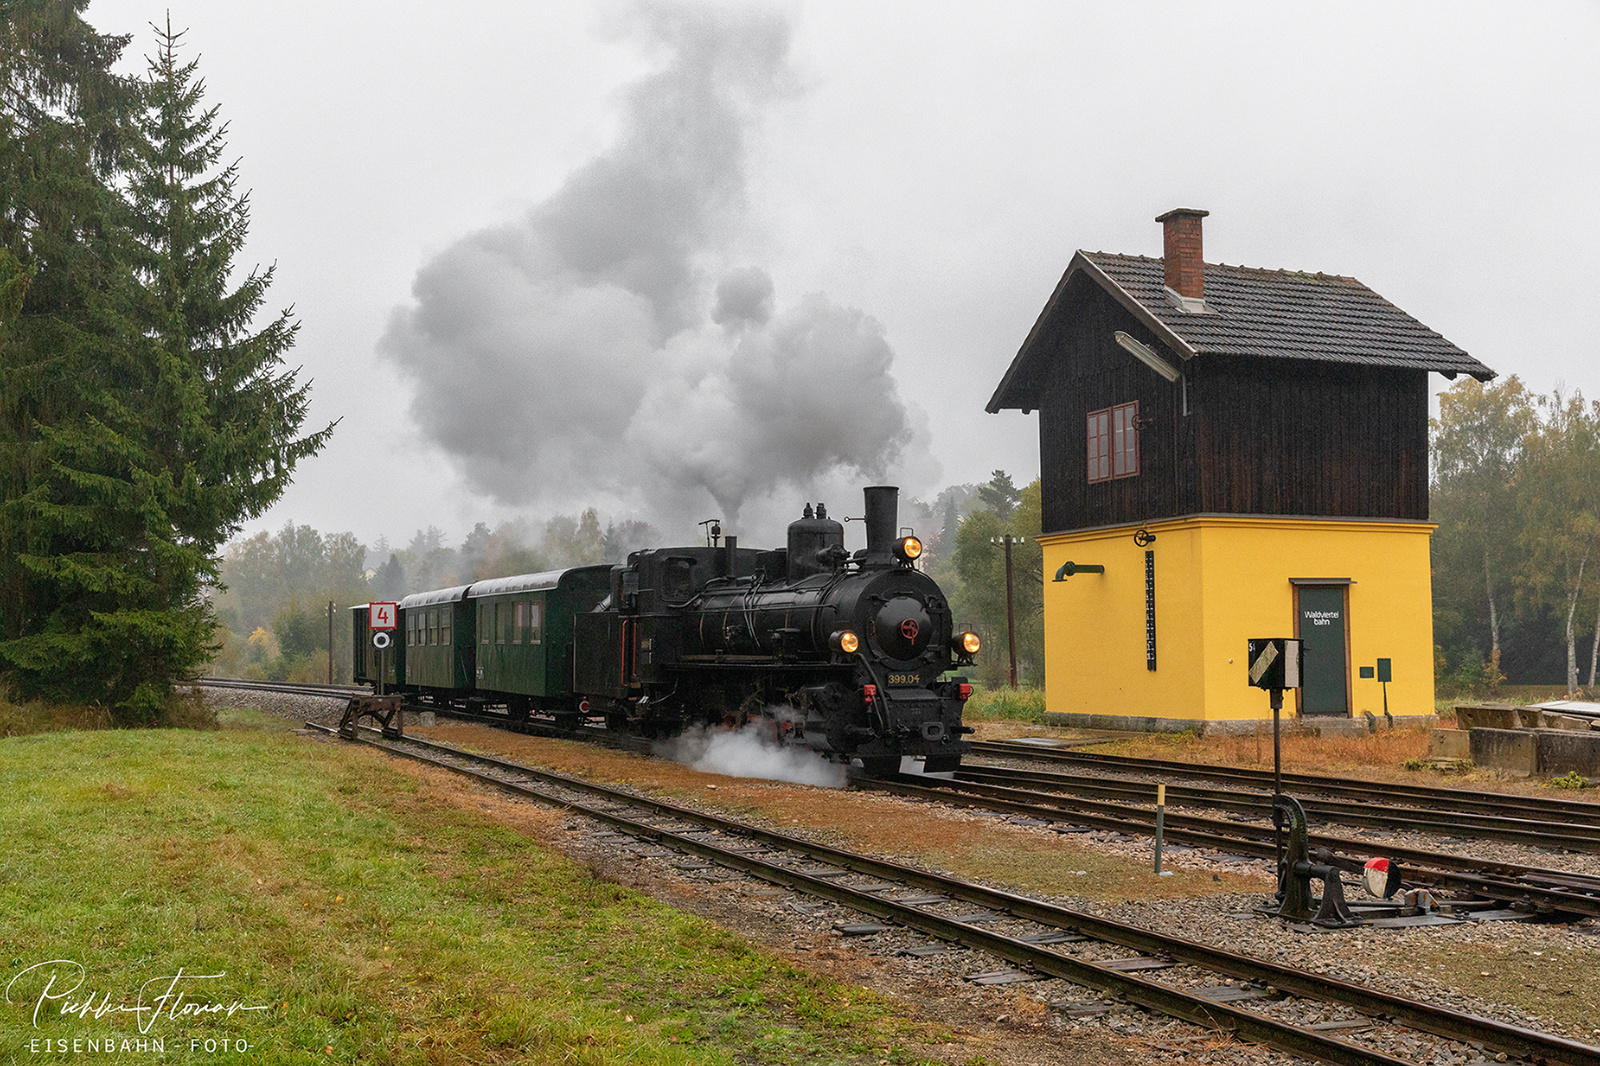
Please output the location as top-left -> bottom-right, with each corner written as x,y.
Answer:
863,486 -> 898,563
723,535 -> 738,579
1156,207 -> 1208,300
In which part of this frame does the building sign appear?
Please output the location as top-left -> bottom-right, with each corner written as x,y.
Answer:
1144,550 -> 1156,671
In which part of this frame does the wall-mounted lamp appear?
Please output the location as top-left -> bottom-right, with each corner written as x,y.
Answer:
1115,331 -> 1181,383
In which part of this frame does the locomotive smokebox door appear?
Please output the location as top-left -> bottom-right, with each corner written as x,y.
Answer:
1246,638 -> 1302,690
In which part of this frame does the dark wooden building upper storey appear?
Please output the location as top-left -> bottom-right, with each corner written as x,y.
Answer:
987,210 -> 1495,535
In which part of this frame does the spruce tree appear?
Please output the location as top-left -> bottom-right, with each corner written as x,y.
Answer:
118,18 -> 331,710
0,1 -> 158,714
0,12 -> 330,718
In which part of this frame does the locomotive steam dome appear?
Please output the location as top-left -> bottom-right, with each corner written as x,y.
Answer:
786,502 -> 845,581
874,595 -> 932,660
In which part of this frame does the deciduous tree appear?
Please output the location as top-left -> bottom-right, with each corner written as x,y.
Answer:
1430,376 -> 1534,686
1517,390 -> 1600,694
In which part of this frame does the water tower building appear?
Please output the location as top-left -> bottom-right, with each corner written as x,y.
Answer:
986,209 -> 1493,730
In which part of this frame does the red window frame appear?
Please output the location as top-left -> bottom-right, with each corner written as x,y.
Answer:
1087,401 -> 1139,482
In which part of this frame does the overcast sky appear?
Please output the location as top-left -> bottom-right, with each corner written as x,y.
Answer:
88,0 -> 1600,549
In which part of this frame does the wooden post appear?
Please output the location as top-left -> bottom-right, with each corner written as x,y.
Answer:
327,600 -> 334,684
1003,535 -> 1018,689
1153,783 -> 1167,873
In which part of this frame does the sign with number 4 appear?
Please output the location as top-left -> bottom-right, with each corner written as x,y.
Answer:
369,602 -> 397,630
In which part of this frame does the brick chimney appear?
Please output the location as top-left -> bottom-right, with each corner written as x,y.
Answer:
1156,208 -> 1209,300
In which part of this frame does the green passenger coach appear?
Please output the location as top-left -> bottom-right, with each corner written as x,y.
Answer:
398,585 -> 474,694
468,566 -> 612,718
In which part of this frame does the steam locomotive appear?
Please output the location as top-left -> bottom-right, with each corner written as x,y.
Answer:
353,486 -> 978,775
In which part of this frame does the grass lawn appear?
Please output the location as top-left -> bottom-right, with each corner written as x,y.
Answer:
0,710 -> 964,1065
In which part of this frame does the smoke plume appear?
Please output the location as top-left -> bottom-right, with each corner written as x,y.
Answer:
656,722 -> 849,788
381,1 -> 933,538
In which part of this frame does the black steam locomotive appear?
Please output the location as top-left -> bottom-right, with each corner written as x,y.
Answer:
353,486 -> 978,775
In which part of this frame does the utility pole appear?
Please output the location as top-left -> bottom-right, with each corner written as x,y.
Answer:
991,534 -> 1027,689
327,601 -> 334,684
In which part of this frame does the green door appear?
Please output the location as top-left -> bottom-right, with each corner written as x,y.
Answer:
1297,586 -> 1348,716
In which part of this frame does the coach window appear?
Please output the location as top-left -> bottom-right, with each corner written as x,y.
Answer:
479,603 -> 490,643
440,610 -> 451,646
529,602 -> 543,645
429,609 -> 439,646
1087,401 -> 1139,483
405,614 -> 414,647
512,601 -> 527,644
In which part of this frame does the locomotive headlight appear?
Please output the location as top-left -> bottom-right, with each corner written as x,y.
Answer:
894,536 -> 923,562
832,630 -> 860,654
955,630 -> 981,655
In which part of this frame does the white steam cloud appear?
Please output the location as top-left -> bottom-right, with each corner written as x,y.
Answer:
382,1 -> 934,538
657,722 -> 849,788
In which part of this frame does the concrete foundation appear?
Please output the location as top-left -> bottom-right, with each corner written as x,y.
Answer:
1426,729 -> 1471,760
1466,726 -> 1600,778
1040,711 -> 1436,736
1456,703 -> 1596,731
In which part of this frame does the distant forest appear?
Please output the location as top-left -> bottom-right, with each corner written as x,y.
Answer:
210,475 -> 1042,689
216,374 -> 1600,695
1431,377 -> 1600,695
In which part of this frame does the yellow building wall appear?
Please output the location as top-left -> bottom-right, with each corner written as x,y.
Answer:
1039,517 -> 1435,725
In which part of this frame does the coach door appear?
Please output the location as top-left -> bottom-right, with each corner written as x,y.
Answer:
1295,584 -> 1350,716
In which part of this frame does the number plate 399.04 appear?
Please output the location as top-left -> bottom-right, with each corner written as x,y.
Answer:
887,673 -> 921,685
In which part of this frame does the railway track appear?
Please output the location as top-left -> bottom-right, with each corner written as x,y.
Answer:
310,720 -> 1600,1066
971,739 -> 1600,828
871,774 -> 1600,919
952,762 -> 1600,852
196,676 -> 370,701
208,678 -> 1600,915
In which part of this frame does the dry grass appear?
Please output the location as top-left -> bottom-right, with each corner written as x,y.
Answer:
0,695 -> 115,736
0,685 -> 218,736
1084,725 -> 1432,774
1046,723 -> 1594,799
1370,934 -> 1600,1039
413,724 -> 1270,903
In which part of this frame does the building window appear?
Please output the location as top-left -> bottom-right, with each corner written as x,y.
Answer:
1088,401 -> 1139,482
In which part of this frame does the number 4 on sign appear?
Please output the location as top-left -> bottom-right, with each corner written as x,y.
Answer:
370,603 -> 397,630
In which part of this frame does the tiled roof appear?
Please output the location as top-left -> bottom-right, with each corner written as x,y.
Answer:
987,251 -> 1493,413
1083,252 -> 1493,378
